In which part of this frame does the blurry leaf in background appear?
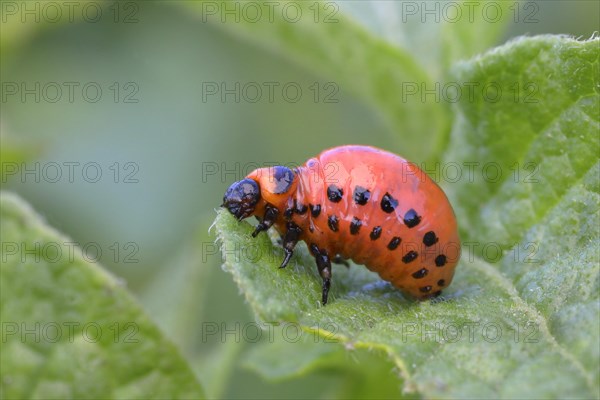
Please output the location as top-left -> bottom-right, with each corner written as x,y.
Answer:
194,340 -> 244,399
243,328 -> 346,381
0,0 -> 92,55
0,192 -> 204,399
243,331 -> 412,399
214,35 -> 600,399
137,218 -> 215,354
0,121 -> 40,172
182,0 -> 451,161
136,216 -> 249,398
504,1 -> 600,39
334,0 -> 512,79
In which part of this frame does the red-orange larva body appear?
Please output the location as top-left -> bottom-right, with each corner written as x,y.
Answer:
222,145 -> 460,304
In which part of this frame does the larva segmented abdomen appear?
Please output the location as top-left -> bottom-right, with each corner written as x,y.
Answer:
289,145 -> 460,299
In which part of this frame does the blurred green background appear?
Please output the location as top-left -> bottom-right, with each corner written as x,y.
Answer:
1,1 -> 598,398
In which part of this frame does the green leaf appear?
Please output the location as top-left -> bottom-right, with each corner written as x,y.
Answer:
0,192 -> 204,399
214,35 -> 600,399
445,35 -> 600,248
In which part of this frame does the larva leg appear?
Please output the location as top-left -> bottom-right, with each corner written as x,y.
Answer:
310,244 -> 332,305
279,222 -> 302,268
332,254 -> 349,268
252,204 -> 278,237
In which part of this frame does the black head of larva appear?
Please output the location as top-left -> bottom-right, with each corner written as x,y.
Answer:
222,178 -> 260,220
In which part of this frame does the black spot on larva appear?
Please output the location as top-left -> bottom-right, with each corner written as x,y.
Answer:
328,215 -> 339,232
295,202 -> 307,214
402,250 -> 418,263
284,208 -> 293,220
437,279 -> 446,286
420,286 -> 432,293
435,254 -> 447,267
350,217 -> 362,235
423,231 -> 438,247
380,192 -> 398,213
412,268 -> 428,279
327,185 -> 343,203
353,186 -> 371,205
370,226 -> 382,240
271,166 -> 295,194
387,237 -> 401,250
403,209 -> 421,228
309,204 -> 321,218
